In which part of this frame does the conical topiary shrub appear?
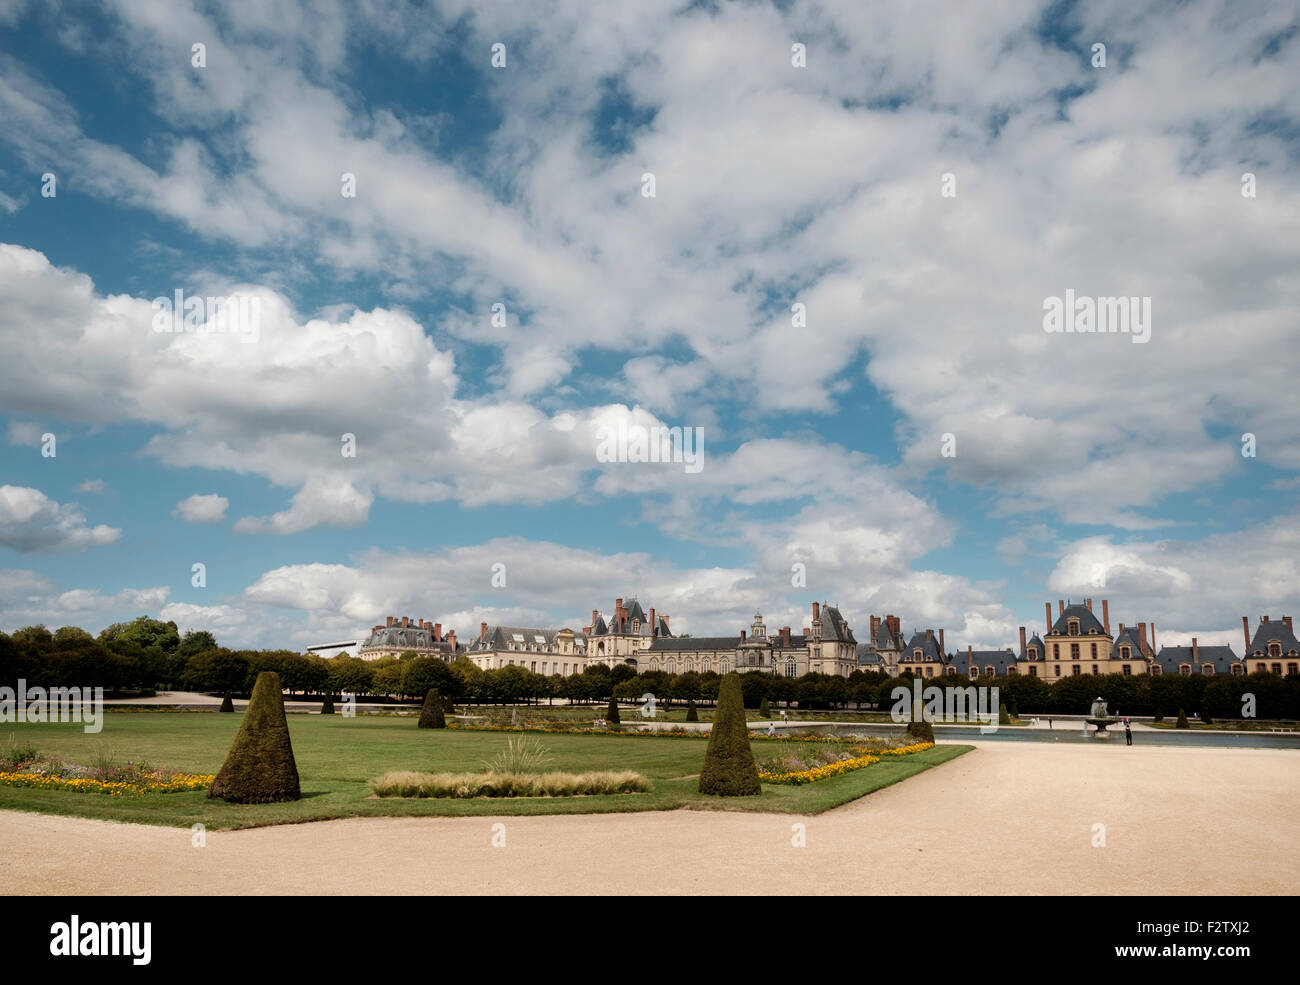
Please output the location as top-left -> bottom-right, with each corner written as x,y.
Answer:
219,691 -> 234,713
699,673 -> 760,796
209,671 -> 300,803
759,697 -> 771,718
686,699 -> 699,722
320,691 -> 335,715
419,689 -> 446,728
1176,708 -> 1189,729
442,695 -> 455,716
606,697 -> 621,725
998,702 -> 1011,725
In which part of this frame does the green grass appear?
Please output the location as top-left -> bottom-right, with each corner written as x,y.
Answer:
0,712 -> 971,829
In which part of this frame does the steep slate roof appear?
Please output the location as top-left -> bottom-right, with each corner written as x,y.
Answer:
1112,626 -> 1151,660
362,625 -> 450,651
951,649 -> 1018,676
464,625 -> 562,653
873,621 -> 904,650
592,615 -> 608,635
1049,603 -> 1108,637
1019,633 -> 1046,661
647,636 -> 740,651
819,605 -> 857,644
1246,620 -> 1300,656
857,644 -> 886,666
1156,644 -> 1239,675
903,631 -> 945,663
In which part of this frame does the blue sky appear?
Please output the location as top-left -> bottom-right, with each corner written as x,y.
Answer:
1,0 -> 1297,652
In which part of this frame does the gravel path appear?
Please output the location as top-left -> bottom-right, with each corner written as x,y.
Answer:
3,741 -> 1295,895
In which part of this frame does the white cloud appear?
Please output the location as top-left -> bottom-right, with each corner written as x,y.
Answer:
75,479 -> 106,494
0,485 -> 120,552
174,493 -> 229,524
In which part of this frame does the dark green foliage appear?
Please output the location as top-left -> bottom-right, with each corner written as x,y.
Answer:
906,719 -> 935,742
442,694 -> 455,715
419,689 -> 447,728
1153,708 -> 1164,723
1176,708 -> 1189,729
699,673 -> 760,796
208,672 -> 300,803
758,697 -> 771,718
219,691 -> 234,713
1200,706 -> 1213,726
998,702 -> 1011,725
686,699 -> 699,722
606,697 -> 621,725
320,691 -> 335,715
1006,698 -> 1018,718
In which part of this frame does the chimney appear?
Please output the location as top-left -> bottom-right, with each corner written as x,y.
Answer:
871,615 -> 881,639
387,616 -> 395,628
812,602 -> 820,622
648,608 -> 656,636
926,628 -> 933,641
1263,615 -> 1269,623
891,615 -> 901,635
740,629 -> 747,641
583,626 -> 591,638
1102,599 -> 1110,635
446,629 -> 456,650
781,626 -> 791,645
1058,599 -> 1065,616
480,621 -> 488,640
967,643 -> 973,657
1150,622 -> 1156,653
591,610 -> 599,627
1243,616 -> 1251,653
662,615 -> 670,629
803,626 -> 811,636
401,616 -> 409,628
1138,622 -> 1148,657
616,597 -> 623,610
1045,602 -> 1052,633
1285,616 -> 1294,632
1019,626 -> 1027,654
939,629 -> 945,655
433,623 -> 442,642
1085,598 -> 1093,611
1192,637 -> 1198,662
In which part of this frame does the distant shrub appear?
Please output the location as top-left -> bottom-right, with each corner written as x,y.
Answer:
606,697 -> 621,726
686,699 -> 699,722
219,692 -> 234,713
759,698 -> 771,718
4,736 -> 38,768
320,691 -> 335,715
907,719 -> 935,742
418,689 -> 446,729
1176,708 -> 1189,729
999,703 -> 1011,726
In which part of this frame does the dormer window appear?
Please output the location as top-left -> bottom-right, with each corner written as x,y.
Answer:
1268,642 -> 1281,657
1120,646 -> 1130,659
1068,619 -> 1080,635
914,649 -> 923,660
632,620 -> 640,633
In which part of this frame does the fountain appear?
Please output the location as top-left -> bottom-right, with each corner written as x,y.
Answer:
1085,697 -> 1120,739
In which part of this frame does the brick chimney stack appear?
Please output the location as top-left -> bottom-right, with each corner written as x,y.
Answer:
1020,626 -> 1027,654
480,621 -> 488,640
1085,598 -> 1093,611
1102,599 -> 1110,635
812,601 -> 820,622
781,626 -> 791,645
1058,599 -> 1065,616
1138,622 -> 1148,657
740,629 -> 747,641
1192,637 -> 1199,662
1243,616 -> 1251,653
433,623 -> 442,642
1150,622 -> 1156,653
446,629 -> 457,650
387,616 -> 395,628
890,615 -> 901,636
871,615 -> 881,639
1285,616 -> 1294,632
926,628 -> 933,641
1045,602 -> 1052,633
939,629 -> 946,654
648,608 -> 656,637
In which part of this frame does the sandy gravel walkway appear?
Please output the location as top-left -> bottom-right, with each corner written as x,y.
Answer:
3,741 -> 1296,895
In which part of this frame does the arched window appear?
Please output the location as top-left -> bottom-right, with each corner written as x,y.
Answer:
1202,663 -> 1214,675
1268,642 -> 1282,657
1068,619 -> 1080,635
1179,664 -> 1190,675
969,667 -> 978,679
1120,645 -> 1130,658
1231,663 -> 1243,676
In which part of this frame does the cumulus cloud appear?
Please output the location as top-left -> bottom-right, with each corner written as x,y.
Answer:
174,493 -> 229,524
0,485 -> 120,552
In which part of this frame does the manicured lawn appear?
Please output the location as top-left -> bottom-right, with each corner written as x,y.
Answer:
0,711 -> 971,829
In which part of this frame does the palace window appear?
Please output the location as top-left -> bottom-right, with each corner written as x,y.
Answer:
1090,643 -> 1098,659
1091,665 -> 1098,675
1071,665 -> 1081,676
914,649 -> 923,660
1289,664 -> 1299,676
1053,644 -> 1060,659
1257,663 -> 1266,673
1070,643 -> 1080,660
1268,643 -> 1282,657
1272,663 -> 1283,675
1068,619 -> 1080,635
1029,665 -> 1037,677
1122,664 -> 1131,676
1008,666 -> 1017,675
986,666 -> 995,677
1179,664 -> 1190,675
1053,665 -> 1061,677
969,667 -> 979,680
530,661 -> 536,671
1231,664 -> 1243,676
1120,645 -> 1130,659
946,667 -> 956,677
1203,664 -> 1214,675
1028,647 -> 1037,659
1151,664 -> 1162,675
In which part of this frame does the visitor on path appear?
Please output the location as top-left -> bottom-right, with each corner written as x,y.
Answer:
766,722 -> 776,737
781,710 -> 788,723
1048,717 -> 1053,730
1124,719 -> 1133,746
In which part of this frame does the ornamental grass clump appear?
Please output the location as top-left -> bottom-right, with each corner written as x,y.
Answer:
208,671 -> 301,804
369,769 -> 649,799
698,673 -> 760,796
484,735 -> 552,774
418,688 -> 446,728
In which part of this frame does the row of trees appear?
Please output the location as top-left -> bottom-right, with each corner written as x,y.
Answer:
3,617 -> 1298,719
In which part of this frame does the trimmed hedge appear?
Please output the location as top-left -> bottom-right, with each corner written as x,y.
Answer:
208,671 -> 301,803
419,689 -> 447,728
699,673 -> 760,796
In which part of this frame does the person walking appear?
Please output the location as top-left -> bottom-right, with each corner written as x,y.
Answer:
1124,719 -> 1132,746
1048,717 -> 1053,730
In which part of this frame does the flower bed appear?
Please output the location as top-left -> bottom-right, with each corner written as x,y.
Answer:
758,741 -> 934,785
0,770 -> 215,797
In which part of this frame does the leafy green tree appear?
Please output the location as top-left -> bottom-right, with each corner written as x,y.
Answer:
98,616 -> 180,655
177,630 -> 218,658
